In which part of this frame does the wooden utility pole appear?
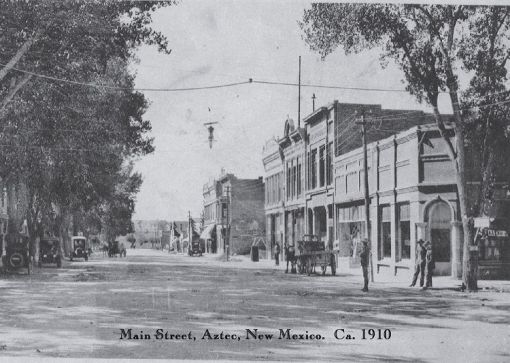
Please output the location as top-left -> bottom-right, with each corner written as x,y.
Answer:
356,111 -> 374,282
188,211 -> 191,256
225,186 -> 231,262
298,56 -> 301,128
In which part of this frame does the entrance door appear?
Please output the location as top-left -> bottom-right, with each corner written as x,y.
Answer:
429,202 -> 452,275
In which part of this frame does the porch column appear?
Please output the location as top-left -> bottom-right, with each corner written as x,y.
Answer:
451,221 -> 463,279
311,208 -> 316,235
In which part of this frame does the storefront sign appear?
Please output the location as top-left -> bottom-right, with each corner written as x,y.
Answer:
486,229 -> 508,238
474,217 -> 490,228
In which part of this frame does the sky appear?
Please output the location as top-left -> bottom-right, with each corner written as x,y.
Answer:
131,0 -> 454,221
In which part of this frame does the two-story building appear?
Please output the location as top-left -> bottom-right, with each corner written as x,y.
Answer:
262,138 -> 284,258
334,122 -> 510,280
201,171 -> 265,255
278,119 -> 306,251
303,103 -> 336,249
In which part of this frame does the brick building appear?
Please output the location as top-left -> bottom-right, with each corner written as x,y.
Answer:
263,100 -> 510,279
202,171 -> 265,255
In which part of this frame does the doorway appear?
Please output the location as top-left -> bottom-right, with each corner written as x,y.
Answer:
428,201 -> 452,276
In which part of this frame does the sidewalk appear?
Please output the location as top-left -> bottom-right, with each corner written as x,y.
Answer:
128,248 -> 510,294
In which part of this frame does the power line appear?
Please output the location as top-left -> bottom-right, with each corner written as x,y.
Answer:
251,79 -> 430,93
5,60 -> 510,109
0,61 -> 251,92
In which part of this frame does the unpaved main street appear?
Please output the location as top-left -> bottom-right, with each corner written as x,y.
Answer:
0,249 -> 509,362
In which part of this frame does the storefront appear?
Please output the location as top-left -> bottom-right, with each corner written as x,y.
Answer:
336,203 -> 366,267
477,218 -> 510,279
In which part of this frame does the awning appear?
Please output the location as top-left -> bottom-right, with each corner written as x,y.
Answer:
200,224 -> 216,240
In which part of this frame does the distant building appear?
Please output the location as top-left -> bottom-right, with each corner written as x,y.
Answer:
201,171 -> 265,255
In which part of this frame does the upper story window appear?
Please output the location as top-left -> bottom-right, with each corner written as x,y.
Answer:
311,149 -> 317,189
319,145 -> 325,187
327,142 -> 333,185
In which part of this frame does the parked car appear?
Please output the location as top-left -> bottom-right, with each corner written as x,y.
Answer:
2,234 -> 31,274
70,236 -> 88,261
188,238 -> 203,257
38,238 -> 62,268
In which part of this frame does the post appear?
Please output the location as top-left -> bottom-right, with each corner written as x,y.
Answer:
226,186 -> 231,261
169,221 -> 174,253
298,56 -> 301,128
188,211 -> 191,256
357,111 -> 374,282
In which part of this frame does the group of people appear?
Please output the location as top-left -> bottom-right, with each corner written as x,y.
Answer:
273,243 -> 296,273
410,239 -> 435,290
273,238 -> 435,293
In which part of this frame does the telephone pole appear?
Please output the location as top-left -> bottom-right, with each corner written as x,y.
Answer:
298,56 -> 301,128
225,186 -> 231,262
188,210 -> 191,256
356,111 -> 374,282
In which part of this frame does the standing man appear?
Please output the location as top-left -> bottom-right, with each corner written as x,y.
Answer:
410,239 -> 427,287
359,239 -> 370,292
274,243 -> 280,266
423,241 -> 435,290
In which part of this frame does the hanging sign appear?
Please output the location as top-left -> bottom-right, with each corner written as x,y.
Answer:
474,218 -> 490,228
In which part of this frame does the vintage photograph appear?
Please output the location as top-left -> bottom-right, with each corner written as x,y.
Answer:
0,0 -> 509,362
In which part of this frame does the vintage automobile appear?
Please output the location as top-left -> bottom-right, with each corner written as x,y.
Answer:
38,238 -> 62,268
2,234 -> 31,274
70,236 -> 88,261
108,240 -> 126,257
188,236 -> 204,257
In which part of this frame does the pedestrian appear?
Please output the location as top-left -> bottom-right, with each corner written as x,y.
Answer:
275,243 -> 280,266
410,239 -> 427,287
423,241 -> 435,290
359,239 -> 370,292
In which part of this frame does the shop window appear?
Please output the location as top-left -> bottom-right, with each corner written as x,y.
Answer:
379,205 -> 391,260
397,203 -> 411,261
479,238 -> 501,261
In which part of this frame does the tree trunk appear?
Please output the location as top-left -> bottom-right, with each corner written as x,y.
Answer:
454,125 -> 477,291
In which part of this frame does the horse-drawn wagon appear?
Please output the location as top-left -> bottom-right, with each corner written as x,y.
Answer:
295,234 -> 337,276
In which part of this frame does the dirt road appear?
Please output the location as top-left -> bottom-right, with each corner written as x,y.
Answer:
0,249 -> 509,362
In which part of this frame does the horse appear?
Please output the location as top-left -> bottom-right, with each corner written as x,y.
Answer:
100,243 -> 109,257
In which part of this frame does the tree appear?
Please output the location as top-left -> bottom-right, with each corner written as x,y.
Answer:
0,1 -> 174,258
301,4 -> 510,291
96,163 -> 143,243
0,1 -> 172,110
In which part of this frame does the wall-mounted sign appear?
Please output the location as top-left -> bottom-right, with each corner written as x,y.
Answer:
486,229 -> 508,238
